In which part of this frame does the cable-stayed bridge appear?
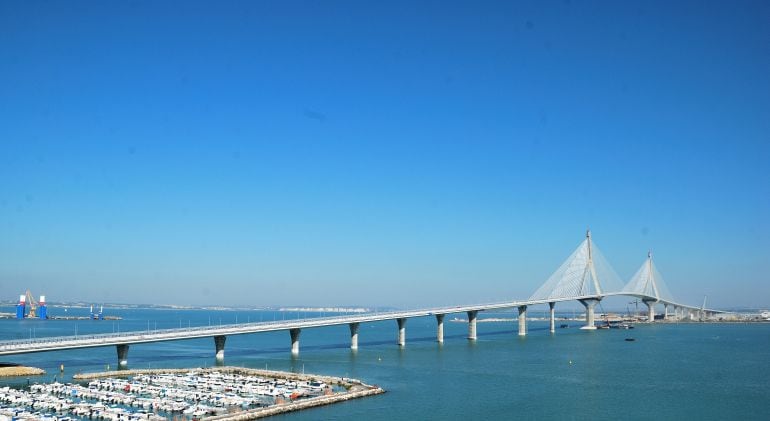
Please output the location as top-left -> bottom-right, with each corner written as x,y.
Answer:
0,231 -> 724,368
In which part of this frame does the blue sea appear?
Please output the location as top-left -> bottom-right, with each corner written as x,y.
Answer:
1,306 -> 768,420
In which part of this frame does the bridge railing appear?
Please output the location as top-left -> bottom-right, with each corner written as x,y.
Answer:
0,300 -> 538,349
0,302 -> 526,349
0,308 -> 440,349
2,294 -> 715,350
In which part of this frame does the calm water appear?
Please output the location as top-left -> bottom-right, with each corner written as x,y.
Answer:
1,306 -> 768,420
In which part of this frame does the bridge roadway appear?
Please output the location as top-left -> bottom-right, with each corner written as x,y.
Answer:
0,293 -> 721,368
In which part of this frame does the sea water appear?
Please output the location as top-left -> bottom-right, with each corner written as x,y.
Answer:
0,306 -> 768,420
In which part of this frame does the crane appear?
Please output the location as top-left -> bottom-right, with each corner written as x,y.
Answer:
24,290 -> 39,318
629,300 -> 640,319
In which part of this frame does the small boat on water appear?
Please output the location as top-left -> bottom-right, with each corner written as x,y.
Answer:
624,338 -> 636,342
560,324 -> 569,329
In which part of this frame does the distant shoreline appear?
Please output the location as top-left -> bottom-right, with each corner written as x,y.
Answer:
0,303 -> 377,313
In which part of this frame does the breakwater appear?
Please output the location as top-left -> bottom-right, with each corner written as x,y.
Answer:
206,386 -> 385,420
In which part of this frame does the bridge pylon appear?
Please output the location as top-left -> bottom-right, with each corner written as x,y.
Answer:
622,251 -> 676,322
529,230 -> 624,329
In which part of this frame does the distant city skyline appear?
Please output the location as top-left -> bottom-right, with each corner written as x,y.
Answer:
1,1 -> 768,309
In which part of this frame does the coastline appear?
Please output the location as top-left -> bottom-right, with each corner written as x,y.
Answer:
0,366 -> 45,377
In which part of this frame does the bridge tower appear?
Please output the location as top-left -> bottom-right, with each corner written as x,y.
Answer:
622,251 -> 675,323
529,230 -> 624,330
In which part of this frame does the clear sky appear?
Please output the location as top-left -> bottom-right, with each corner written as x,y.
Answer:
1,1 -> 768,309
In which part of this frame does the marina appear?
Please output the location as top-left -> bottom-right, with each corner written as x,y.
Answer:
0,367 -> 383,420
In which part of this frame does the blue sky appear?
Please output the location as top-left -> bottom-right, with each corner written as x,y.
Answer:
1,1 -> 768,308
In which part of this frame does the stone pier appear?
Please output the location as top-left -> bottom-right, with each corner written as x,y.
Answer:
467,311 -> 478,340
644,300 -> 656,323
214,335 -> 226,363
349,323 -> 359,350
290,328 -> 301,355
578,299 -> 600,330
396,318 -> 406,347
116,344 -> 129,369
548,302 -> 556,333
436,314 -> 445,343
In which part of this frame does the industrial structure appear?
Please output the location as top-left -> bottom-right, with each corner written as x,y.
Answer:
15,291 -> 47,319
90,304 -> 104,320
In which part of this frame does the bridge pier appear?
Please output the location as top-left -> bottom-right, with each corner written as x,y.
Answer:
644,300 -> 656,323
436,314 -> 445,343
290,328 -> 301,355
578,299 -> 600,330
116,344 -> 129,369
214,335 -> 226,363
397,318 -> 406,346
349,323 -> 360,350
518,305 -> 527,336
664,305 -> 670,320
467,311 -> 478,340
548,302 -> 555,333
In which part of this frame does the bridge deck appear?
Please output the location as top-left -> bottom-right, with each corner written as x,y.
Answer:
0,293 -> 720,356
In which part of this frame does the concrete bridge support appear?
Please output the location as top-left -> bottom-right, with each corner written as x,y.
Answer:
664,305 -> 670,320
578,299 -> 600,330
518,305 -> 527,336
548,302 -> 555,333
467,311 -> 478,340
116,344 -> 129,369
349,323 -> 360,350
436,314 -> 445,343
290,328 -> 301,355
397,318 -> 406,347
214,335 -> 226,363
644,300 -> 656,323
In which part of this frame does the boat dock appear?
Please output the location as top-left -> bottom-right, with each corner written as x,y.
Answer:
1,367 -> 383,420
